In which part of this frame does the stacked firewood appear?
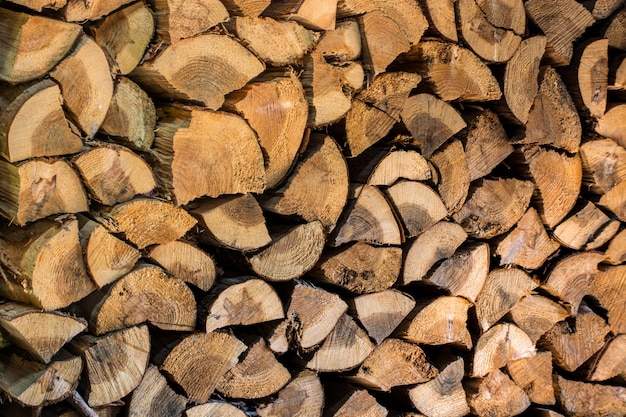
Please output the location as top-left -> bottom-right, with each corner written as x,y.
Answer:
0,0 -> 625,415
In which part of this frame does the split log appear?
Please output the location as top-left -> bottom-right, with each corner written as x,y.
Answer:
0,8 -> 81,83
160,331 -> 246,403
508,294 -> 570,344
552,201 -> 618,250
471,323 -> 535,378
7,0 -> 66,11
147,240 -> 217,291
150,0 -> 229,43
596,104 -> 626,149
429,141 -> 470,214
63,0 -> 134,21
315,18 -> 361,61
408,358 -> 469,417
580,137 -> 626,195
385,181 -> 447,239
608,55 -> 626,92
186,402 -> 247,417
256,371 -> 324,417
565,39 -> 609,119
605,229 -> 626,265
0,79 -> 83,163
599,180 -> 626,221
127,365 -> 187,417
220,0 -> 269,17
262,0 -> 337,31
465,369 -> 530,417
349,148 -> 431,186
326,388 -> 387,417
590,264 -> 626,334
417,0 -> 457,41
351,289 -> 415,344
0,301 -> 86,364
554,375 -> 626,416
507,351 -> 555,405
588,334 -> 626,382
586,0 -> 625,19
604,7 -> 626,50
357,11 -> 411,76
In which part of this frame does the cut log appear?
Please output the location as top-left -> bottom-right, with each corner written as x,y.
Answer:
204,277 -> 284,333
49,35 -> 113,139
160,331 -> 246,403
316,19 -> 361,61
186,402 -> 247,417
0,300 -> 86,364
599,180 -> 626,221
224,73 -> 308,189
508,294 -> 570,344
453,178 -> 534,239
152,106 -> 265,205
349,148 -> 431,186
91,2 -> 154,75
457,0 -> 525,62
256,371 -> 324,417
588,334 -> 626,381
150,0 -> 229,43
402,221 -> 467,285
588,219 -> 621,251
590,264 -> 626,334
69,325 -> 149,407
147,240 -> 217,291
191,193 -> 271,252
605,229 -> 626,265
552,201 -> 616,250
543,252 -> 605,314
7,0 -> 66,11
262,0 -> 336,31
127,365 -> 187,417
566,39 -> 609,119
220,0 -> 269,17
580,137 -> 626,195
0,9 -> 81,83
349,339 -> 438,391
587,0 -> 625,19
0,158 -> 89,226
596,104 -> 626,149
524,0 -> 595,66
416,0 -> 457,41
495,207 -> 561,270
400,94 -> 466,158
0,218 -> 95,311
95,198 -> 197,249
75,264 -> 196,335
507,351 -> 555,405
343,72 -> 421,157
408,358 -> 469,417
554,375 -> 626,416
609,55 -> 626,92
398,296 -> 473,349
358,10 -> 410,76
216,338 -> 291,399
465,369 -> 531,417
72,144 -> 156,206
305,313 -> 374,372
429,141 -> 470,214
63,0 -> 134,21
260,134 -> 349,232
475,268 -> 538,333
0,79 -> 83,163
269,282 -> 348,354
326,388 -> 387,417
471,323 -> 535,378
130,34 -> 264,110
309,242 -> 402,294
604,7 -> 626,50
351,289 -> 415,344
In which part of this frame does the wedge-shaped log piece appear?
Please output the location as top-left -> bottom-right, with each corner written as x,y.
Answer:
429,141 -> 470,214
475,268 -> 538,333
472,323 -> 535,378
349,339 -> 437,391
605,229 -> 626,265
92,2 -> 154,75
555,376 -> 626,417
402,221 -> 467,285
161,332 -> 246,403
246,221 -> 325,282
0,219 -> 95,311
599,180 -> 626,221
358,11 -> 410,76
0,9 -> 81,83
50,35 -> 113,139
609,55 -> 626,91
401,94 -> 466,158
507,351 -> 555,405
508,295 -> 570,344
385,181 -> 447,238
605,8 -> 626,50
151,0 -> 228,43
0,159 -> 88,226
205,277 -> 284,333
96,198 -> 197,249
305,313 -> 374,372
332,185 -> 402,246
588,0 -> 625,19
131,34 -> 264,110
496,208 -> 561,270
588,334 -> 626,382
263,0 -> 336,30
256,371 -> 324,417
543,252 -> 605,314
398,296 -> 473,349
309,243 -> 402,294
525,0 -> 595,66
344,72 -> 421,157
316,19 -> 361,61
581,138 -> 626,195
216,338 -> 291,399
269,282 -> 348,353
0,79 -> 83,162
76,265 -> 196,335
152,107 -> 265,205
427,243 -> 490,303
457,0 -> 525,62
397,40 -> 502,101
466,369 -> 530,417
351,148 -> 431,186
0,301 -> 86,364
221,0 -> 269,16
261,134 -> 349,232
225,73 -> 308,189
186,402 -> 246,417
327,389 -> 387,417
73,144 -> 156,206
567,39 -> 608,119
8,0 -> 66,11
352,289 -> 415,344
453,178 -> 534,239
596,104 -> 626,149
69,325 -> 149,407
148,240 -> 216,292
408,358 -> 469,417
591,264 -> 626,334
0,350 -> 82,407
127,365 -> 187,417
553,201 -> 617,250
64,0 -> 134,21
522,67 -> 582,153
191,194 -> 271,251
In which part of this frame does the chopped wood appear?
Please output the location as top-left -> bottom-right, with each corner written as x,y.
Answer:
605,229 -> 626,265
599,180 -> 626,221
596,104 -> 626,149
507,351 -> 555,405
63,0 -> 134,21
351,289 -> 415,344
358,11 -> 410,76
588,0 -> 625,19
385,181 -> 447,238
604,8 -> 626,50
471,323 -> 535,378
150,0 -> 229,43
256,370 -> 324,417
567,39 -> 609,119
220,0 -> 269,17
429,140 -> 470,214
316,19 -> 361,61
466,368 -> 531,417
186,402 -> 247,417
263,0 -> 337,31
327,388 -> 387,417
7,0 -> 66,11
508,294 -> 570,344
350,149 -> 431,186
553,201 -> 616,249
127,365 -> 187,417
590,264 -> 626,334
147,240 -> 217,291
554,375 -> 626,416
580,137 -> 626,194
408,358 -> 469,417
588,334 -> 626,382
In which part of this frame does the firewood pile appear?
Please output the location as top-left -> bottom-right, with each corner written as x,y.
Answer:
0,0 -> 625,415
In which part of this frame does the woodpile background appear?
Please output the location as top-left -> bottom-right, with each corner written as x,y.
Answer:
0,0 -> 625,416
